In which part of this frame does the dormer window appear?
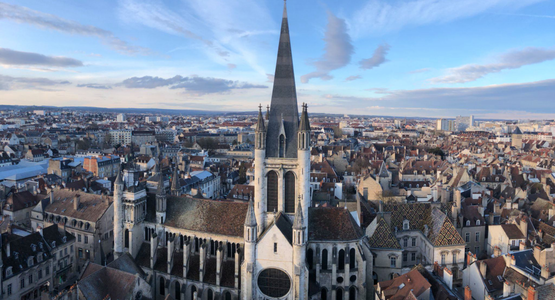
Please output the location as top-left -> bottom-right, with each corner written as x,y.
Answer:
466,220 -> 471,226
37,253 -> 43,262
6,267 -> 12,277
403,220 -> 410,230
62,236 -> 67,243
476,220 -> 480,226
31,244 -> 36,252
482,177 -> 486,181
28,257 -> 33,267
51,241 -> 56,248
14,252 -> 19,259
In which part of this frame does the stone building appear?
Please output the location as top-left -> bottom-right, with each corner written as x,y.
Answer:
32,190 -> 114,272
111,2 -> 374,299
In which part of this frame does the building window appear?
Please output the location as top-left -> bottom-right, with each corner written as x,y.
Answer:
476,220 -> 480,226
390,257 -> 396,268
412,238 -> 416,247
441,254 -> 446,265
267,171 -> 278,213
475,232 -> 480,242
475,247 -> 480,254
284,172 -> 296,213
453,253 -> 457,264
466,220 -> 470,226
403,252 -> 408,262
403,238 -> 408,248
38,269 -> 42,279
20,278 -> 25,289
411,253 -> 416,261
7,284 -> 11,296
71,245 -> 74,252
274,243 -> 278,253
78,234 -> 81,242
84,236 -> 88,244
45,266 -> 49,275
465,232 -> 470,243
79,248 -> 83,258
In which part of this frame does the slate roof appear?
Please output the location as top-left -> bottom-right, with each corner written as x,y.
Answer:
308,207 -> 364,241
275,212 -> 293,245
78,266 -> 142,300
367,217 -> 402,249
148,195 -> 249,237
266,1 -> 299,158
501,224 -> 525,240
377,269 -> 431,300
5,191 -> 38,212
477,256 -> 506,292
107,252 -> 146,279
43,190 -> 112,223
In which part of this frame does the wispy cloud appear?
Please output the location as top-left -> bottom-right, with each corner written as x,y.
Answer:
409,68 -> 431,74
0,74 -> 70,90
0,48 -> 83,69
77,83 -> 112,89
346,75 -> 362,81
349,0 -> 545,37
301,12 -> 354,83
0,2 -> 151,55
431,47 -> 555,83
227,63 -> 237,71
266,74 -> 274,83
118,0 -> 229,58
359,43 -> 390,70
119,75 -> 267,95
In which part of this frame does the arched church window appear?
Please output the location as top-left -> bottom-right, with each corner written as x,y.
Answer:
279,134 -> 285,158
322,249 -> 328,270
267,171 -> 278,213
349,248 -> 356,269
284,172 -> 295,213
338,249 -> 345,270
124,229 -> 129,248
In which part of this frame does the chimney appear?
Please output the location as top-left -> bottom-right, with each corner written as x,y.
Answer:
520,241 -> 526,251
510,255 -> 516,266
549,208 -> 555,221
533,246 -> 542,262
464,286 -> 472,300
541,265 -> 549,279
443,267 -> 453,289
36,226 -> 43,237
528,286 -> 536,300
503,281 -> 511,297
50,190 -> 54,203
74,194 -> 80,210
493,247 -> 501,258
479,261 -> 487,278
6,243 -> 10,257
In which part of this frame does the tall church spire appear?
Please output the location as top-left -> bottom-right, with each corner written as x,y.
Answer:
266,0 -> 299,158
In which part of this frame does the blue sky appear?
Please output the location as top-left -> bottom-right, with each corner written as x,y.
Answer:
0,0 -> 554,119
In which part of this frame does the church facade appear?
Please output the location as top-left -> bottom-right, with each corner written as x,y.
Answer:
112,2 -> 373,299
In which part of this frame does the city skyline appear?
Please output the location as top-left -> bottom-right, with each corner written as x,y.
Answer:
0,0 -> 554,119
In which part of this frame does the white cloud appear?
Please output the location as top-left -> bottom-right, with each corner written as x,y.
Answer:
0,48 -> 83,69
431,47 -> 555,83
119,75 -> 267,95
346,75 -> 362,81
0,75 -> 70,90
359,43 -> 390,70
301,12 -> 354,83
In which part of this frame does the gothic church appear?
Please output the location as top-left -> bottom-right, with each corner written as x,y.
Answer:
112,2 -> 373,299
